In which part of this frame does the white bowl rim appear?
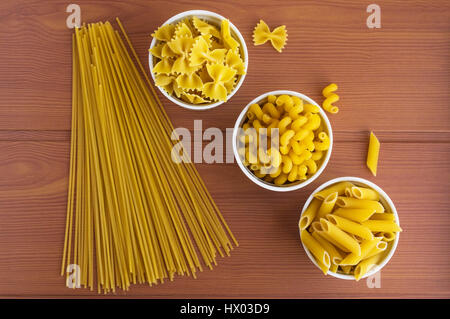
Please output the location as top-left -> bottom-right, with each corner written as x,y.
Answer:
232,90 -> 333,192
299,176 -> 400,280
148,10 -> 248,110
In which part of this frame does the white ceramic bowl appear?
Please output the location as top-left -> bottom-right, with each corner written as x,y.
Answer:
232,90 -> 333,192
148,10 -> 248,110
299,176 -> 400,280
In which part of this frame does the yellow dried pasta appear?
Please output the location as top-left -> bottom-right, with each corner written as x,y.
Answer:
149,16 -> 245,105
300,181 -> 401,280
238,94 -> 329,186
203,64 -> 236,101
253,20 -> 287,52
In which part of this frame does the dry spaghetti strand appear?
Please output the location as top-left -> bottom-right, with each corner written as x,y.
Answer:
62,20 -> 237,293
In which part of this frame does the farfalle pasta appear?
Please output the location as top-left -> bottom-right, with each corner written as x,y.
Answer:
149,16 -> 246,104
253,20 -> 287,52
237,94 -> 329,186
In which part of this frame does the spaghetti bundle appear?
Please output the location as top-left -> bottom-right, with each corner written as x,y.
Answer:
62,19 -> 237,293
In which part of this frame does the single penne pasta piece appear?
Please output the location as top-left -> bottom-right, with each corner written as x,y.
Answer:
316,258 -> 330,275
314,182 -> 354,200
339,237 -> 382,266
311,222 -> 350,252
344,187 -> 353,197
351,186 -> 380,201
333,207 -> 376,223
366,131 -> 380,176
354,253 -> 383,281
364,241 -> 388,259
320,218 -> 361,256
378,232 -> 396,242
351,234 -> 363,243
326,215 -> 374,240
336,197 -> 385,213
301,229 -> 331,268
340,265 -> 352,274
312,231 -> 343,273
361,220 -> 402,233
370,213 -> 396,221
299,198 -> 321,230
316,192 -> 338,220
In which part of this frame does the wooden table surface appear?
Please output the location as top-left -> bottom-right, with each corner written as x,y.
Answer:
0,0 -> 449,298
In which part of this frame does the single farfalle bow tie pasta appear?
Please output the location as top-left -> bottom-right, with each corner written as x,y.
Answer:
253,20 -> 288,52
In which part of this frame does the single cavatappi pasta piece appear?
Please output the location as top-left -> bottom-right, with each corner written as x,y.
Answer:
300,181 -> 401,279
322,83 -> 339,114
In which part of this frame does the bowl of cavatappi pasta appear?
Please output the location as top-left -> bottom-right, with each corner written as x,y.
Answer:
232,90 -> 333,192
148,10 -> 248,110
299,177 -> 402,280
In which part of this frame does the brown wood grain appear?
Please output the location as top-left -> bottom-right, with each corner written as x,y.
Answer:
0,0 -> 449,298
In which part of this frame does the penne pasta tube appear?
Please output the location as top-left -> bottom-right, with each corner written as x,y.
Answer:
333,208 -> 376,223
344,187 -> 353,197
316,192 -> 338,221
320,218 -> 361,256
364,241 -> 388,259
370,213 -> 396,221
354,253 -> 383,281
379,232 -> 396,242
301,229 -> 331,268
314,182 -> 354,200
299,198 -> 321,230
340,265 -> 352,274
316,258 -> 330,276
326,215 -> 374,240
361,220 -> 402,233
339,237 -> 383,266
336,197 -> 385,213
351,186 -> 380,201
311,222 -> 350,252
366,131 -> 380,177
312,231 -> 343,273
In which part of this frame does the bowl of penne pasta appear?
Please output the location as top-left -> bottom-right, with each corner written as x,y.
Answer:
299,177 -> 401,280
148,10 -> 248,110
232,90 -> 333,192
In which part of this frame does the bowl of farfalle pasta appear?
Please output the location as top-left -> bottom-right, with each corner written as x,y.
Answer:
233,90 -> 333,192
148,10 -> 248,110
299,177 -> 402,280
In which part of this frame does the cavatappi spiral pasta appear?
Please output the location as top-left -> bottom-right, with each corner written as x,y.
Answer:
322,83 -> 339,114
62,19 -> 237,293
237,94 -> 330,186
299,181 -> 402,280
